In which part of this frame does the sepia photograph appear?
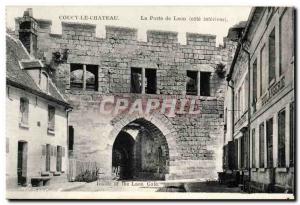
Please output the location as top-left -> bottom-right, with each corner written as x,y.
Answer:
4,5 -> 295,200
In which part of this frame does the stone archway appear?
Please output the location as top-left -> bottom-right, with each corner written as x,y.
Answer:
108,113 -> 179,180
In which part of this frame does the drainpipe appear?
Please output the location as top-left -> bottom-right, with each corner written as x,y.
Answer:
240,41 -> 251,193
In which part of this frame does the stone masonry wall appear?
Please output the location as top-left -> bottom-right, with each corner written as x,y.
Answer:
15,20 -> 233,180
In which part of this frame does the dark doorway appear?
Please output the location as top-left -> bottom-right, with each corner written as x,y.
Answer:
56,146 -> 62,172
17,141 -> 28,186
112,131 -> 135,180
46,144 -> 51,172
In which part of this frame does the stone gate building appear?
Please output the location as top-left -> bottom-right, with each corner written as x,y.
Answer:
13,9 -> 236,181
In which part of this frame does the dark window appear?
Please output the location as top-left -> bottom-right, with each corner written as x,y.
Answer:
68,126 -> 74,151
259,123 -> 265,168
252,129 -> 256,168
252,59 -> 257,111
20,97 -> 29,125
131,68 -> 142,93
186,70 -> 197,95
290,102 -> 294,167
86,65 -> 98,91
19,21 -> 31,29
278,109 -> 286,167
48,106 -> 55,132
145,69 -> 157,94
70,64 -> 84,90
68,126 -> 74,158
266,118 -> 273,168
200,72 -> 211,96
269,29 -> 276,84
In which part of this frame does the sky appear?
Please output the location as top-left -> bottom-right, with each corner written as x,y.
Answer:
6,6 -> 251,46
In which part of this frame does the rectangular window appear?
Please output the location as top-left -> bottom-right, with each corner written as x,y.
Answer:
200,72 -> 211,96
260,45 -> 267,95
259,123 -> 265,168
186,70 -> 197,95
86,65 -> 98,91
46,144 -> 51,172
48,106 -> 55,132
68,126 -> 74,158
70,64 -> 98,91
268,29 -> 276,84
266,118 -> 273,168
252,129 -> 256,168
145,69 -> 157,94
20,97 -> 29,125
280,9 -> 294,76
241,133 -> 248,169
290,102 -> 294,167
70,64 -> 84,90
252,59 -> 257,111
278,109 -> 286,167
131,68 -> 142,93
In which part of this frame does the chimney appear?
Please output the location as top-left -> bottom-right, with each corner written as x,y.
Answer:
18,8 -> 38,57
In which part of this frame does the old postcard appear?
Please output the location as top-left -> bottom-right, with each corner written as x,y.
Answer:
5,6 -> 295,200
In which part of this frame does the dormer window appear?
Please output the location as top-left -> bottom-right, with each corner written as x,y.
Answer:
40,72 -> 48,92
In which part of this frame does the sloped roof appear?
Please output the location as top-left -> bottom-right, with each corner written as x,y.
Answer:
6,34 -> 70,107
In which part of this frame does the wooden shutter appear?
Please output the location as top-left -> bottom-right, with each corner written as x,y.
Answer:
22,142 -> 28,177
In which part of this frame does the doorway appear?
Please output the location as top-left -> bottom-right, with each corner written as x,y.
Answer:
112,131 -> 135,180
17,141 -> 28,186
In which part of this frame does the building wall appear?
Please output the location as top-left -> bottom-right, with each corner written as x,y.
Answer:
248,7 -> 294,192
6,85 -> 68,188
16,19 -> 234,180
223,7 -> 294,192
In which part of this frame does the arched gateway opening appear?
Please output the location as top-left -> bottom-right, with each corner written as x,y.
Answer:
112,118 -> 169,180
